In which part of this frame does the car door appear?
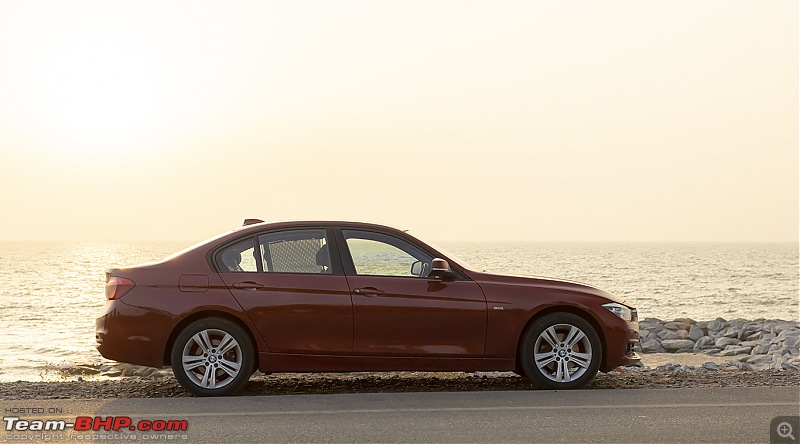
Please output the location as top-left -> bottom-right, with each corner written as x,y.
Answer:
216,228 -> 353,354
337,228 -> 487,357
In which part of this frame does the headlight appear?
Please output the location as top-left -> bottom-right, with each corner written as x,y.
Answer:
602,302 -> 632,321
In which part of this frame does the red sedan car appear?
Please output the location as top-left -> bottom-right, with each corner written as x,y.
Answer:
96,220 -> 640,396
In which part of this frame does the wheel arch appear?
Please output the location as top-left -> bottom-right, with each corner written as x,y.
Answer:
515,304 -> 608,373
163,310 -> 260,370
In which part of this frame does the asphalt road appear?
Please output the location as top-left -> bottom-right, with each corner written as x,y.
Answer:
2,387 -> 799,443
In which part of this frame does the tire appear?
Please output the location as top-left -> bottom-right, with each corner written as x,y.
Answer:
519,312 -> 602,390
171,317 -> 254,397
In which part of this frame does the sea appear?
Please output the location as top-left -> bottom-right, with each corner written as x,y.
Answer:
0,241 -> 797,382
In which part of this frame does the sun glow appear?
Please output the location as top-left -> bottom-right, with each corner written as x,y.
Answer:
26,32 -> 165,157
42,35 -> 160,139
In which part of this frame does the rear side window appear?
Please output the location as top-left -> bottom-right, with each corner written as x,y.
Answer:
258,229 -> 332,274
216,238 -> 258,272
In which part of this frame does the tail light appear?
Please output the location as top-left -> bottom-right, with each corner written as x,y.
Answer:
106,276 -> 136,300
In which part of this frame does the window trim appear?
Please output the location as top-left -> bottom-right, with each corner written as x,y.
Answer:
334,228 -> 469,280
211,227 -> 344,276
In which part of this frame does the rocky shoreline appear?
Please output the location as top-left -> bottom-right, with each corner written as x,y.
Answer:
637,317 -> 800,371
2,317 -> 797,399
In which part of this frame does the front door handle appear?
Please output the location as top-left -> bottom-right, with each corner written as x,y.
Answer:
233,281 -> 264,290
353,287 -> 385,296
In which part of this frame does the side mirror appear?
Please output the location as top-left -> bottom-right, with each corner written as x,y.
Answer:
428,258 -> 455,279
410,260 -> 422,276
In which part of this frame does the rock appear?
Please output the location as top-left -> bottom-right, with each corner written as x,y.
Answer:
702,362 -> 720,370
775,323 -> 799,334
720,327 -> 740,338
658,330 -> 679,340
675,329 -> 690,339
663,322 -> 684,331
728,361 -> 753,371
781,362 -> 800,371
661,339 -> 696,352
693,336 -> 716,350
739,340 -> 761,348
784,336 -> 800,348
752,344 -> 771,355
641,338 -> 665,353
720,346 -> 752,356
744,331 -> 763,341
688,325 -> 705,341
715,337 -> 741,348
656,364 -> 680,371
707,318 -> 726,333
745,355 -> 772,365
738,326 -> 759,340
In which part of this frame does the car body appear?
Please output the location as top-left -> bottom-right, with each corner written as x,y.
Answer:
96,220 -> 640,396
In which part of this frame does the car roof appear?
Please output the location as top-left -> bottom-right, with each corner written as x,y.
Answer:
237,220 -> 407,233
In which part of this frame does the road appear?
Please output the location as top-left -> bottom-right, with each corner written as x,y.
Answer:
2,387 -> 799,443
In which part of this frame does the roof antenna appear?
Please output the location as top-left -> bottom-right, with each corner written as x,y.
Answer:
242,218 -> 265,226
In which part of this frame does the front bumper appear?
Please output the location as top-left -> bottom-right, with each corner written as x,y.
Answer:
601,315 -> 641,371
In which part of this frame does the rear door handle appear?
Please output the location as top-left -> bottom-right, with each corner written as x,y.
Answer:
353,287 -> 385,296
233,281 -> 264,290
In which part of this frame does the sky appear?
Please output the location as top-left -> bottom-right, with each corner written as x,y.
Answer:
0,0 -> 797,243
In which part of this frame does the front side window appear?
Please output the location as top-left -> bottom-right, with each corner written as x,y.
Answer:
343,230 -> 433,277
258,229 -> 332,274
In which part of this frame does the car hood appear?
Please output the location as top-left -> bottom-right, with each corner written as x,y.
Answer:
474,272 -> 628,305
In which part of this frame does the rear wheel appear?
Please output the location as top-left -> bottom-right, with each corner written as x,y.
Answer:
519,312 -> 601,389
171,317 -> 254,396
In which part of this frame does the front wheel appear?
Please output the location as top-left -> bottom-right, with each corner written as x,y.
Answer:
171,317 -> 254,396
519,312 -> 602,389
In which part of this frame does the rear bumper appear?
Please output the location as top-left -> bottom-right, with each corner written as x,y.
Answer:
95,300 -> 172,368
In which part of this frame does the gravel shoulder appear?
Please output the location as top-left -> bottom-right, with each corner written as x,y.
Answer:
1,369 -> 798,400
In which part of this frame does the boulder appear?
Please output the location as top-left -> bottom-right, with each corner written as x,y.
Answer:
781,362 -> 800,371
744,331 -> 763,341
707,318 -> 726,333
784,336 -> 800,348
745,355 -> 772,365
715,337 -> 741,348
702,362 -> 720,371
693,336 -> 716,350
688,325 -> 705,341
728,361 -> 753,371
661,339 -> 696,352
720,346 -> 752,356
752,344 -> 771,355
658,330 -> 679,340
641,338 -> 664,353
737,326 -> 759,340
